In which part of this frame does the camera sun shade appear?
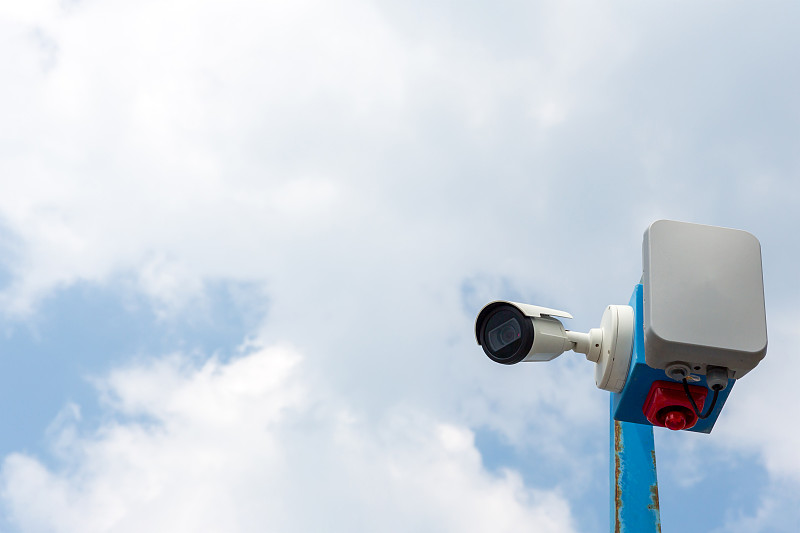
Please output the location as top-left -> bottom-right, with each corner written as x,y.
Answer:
642,220 -> 767,379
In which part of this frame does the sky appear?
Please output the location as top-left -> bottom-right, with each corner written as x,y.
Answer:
0,0 -> 799,531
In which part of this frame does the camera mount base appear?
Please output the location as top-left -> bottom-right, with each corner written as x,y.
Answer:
595,305 -> 634,393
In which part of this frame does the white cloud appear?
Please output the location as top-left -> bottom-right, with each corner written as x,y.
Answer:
712,312 -> 800,482
0,0 -> 627,470
712,478 -> 800,533
0,0 -> 642,317
2,0 -> 800,531
1,344 -> 576,533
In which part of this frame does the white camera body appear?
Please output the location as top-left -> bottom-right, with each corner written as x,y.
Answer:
475,301 -> 634,392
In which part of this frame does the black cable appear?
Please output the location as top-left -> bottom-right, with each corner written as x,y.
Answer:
682,378 -> 720,420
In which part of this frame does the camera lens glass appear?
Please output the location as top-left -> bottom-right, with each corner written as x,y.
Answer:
480,306 -> 532,364
487,317 -> 522,351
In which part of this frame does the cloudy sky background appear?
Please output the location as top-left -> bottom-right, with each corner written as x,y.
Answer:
1,0 -> 799,531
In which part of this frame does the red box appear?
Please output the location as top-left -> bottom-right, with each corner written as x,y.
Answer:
642,380 -> 708,431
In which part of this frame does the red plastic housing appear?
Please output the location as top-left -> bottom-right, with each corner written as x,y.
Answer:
642,380 -> 708,431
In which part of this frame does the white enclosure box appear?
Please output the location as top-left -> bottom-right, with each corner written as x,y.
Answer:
642,220 -> 767,379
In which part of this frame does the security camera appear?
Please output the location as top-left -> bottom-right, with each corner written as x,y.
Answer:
475,301 -> 635,392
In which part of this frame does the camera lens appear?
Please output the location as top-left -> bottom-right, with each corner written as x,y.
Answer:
487,318 -> 521,351
478,305 -> 533,364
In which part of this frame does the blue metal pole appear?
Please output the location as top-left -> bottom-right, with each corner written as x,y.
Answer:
611,407 -> 661,532
610,284 -> 661,531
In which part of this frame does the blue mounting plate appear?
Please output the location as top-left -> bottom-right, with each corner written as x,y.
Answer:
611,284 -> 734,433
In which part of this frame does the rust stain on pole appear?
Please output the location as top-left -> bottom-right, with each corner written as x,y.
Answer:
649,450 -> 661,516
612,418 -> 661,532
